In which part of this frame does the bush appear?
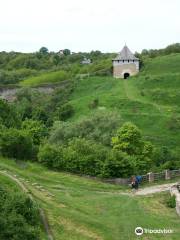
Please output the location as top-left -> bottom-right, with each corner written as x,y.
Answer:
0,186 -> 40,240
88,98 -> 99,109
0,128 -> 34,160
0,100 -> 20,128
153,146 -> 178,167
63,138 -> 107,176
49,111 -> 122,146
112,122 -> 143,155
38,138 -> 107,176
101,150 -> 135,178
55,103 -> 74,121
38,144 -> 64,169
38,138 -> 139,178
166,195 -> 176,208
22,119 -> 48,145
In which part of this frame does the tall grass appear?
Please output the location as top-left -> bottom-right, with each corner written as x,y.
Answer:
20,70 -> 71,86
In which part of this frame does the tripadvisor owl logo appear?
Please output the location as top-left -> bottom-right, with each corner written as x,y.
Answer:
135,227 -> 144,236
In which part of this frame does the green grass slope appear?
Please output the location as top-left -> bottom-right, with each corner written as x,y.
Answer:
68,54 -> 180,153
20,70 -> 70,87
142,54 -> 180,75
0,158 -> 180,240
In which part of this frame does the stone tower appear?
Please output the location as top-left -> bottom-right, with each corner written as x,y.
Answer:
112,45 -> 139,79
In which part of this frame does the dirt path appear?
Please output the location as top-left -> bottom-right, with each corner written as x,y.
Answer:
90,183 -> 179,197
135,182 -> 178,195
0,170 -> 54,240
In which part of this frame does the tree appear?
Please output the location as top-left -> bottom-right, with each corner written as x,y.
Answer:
53,54 -> 61,65
112,122 -> 143,155
0,100 -> 20,128
112,122 -> 154,173
63,138 -> 107,176
39,47 -> 49,55
38,144 -> 64,168
0,186 -> 40,240
102,150 -> 135,178
55,103 -> 74,121
0,128 -> 34,160
22,119 -> 48,145
63,49 -> 71,56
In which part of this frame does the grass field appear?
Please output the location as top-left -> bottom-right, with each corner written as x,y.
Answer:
20,70 -> 70,86
142,54 -> 180,75
0,157 -> 180,240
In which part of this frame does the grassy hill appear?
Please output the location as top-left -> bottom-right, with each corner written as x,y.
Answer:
16,53 -> 180,152
142,53 -> 180,75
0,50 -> 180,239
20,70 -> 71,87
65,54 -> 180,153
0,157 -> 180,240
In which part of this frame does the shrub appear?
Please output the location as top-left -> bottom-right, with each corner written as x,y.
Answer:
153,146 -> 178,167
112,122 -> 143,155
0,186 -> 40,240
55,103 -> 74,121
0,100 -> 20,128
166,195 -> 176,208
167,115 -> 180,131
63,138 -> 107,176
22,119 -> 48,145
38,144 -> 64,169
112,122 -> 154,173
101,150 -> 135,178
0,128 -> 34,160
38,139 -> 107,176
88,98 -> 99,109
112,122 -> 154,158
49,111 -> 122,146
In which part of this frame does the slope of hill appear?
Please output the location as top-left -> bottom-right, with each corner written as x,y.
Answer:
0,51 -> 180,240
20,70 -> 71,87
0,157 -> 180,240
142,53 -> 180,75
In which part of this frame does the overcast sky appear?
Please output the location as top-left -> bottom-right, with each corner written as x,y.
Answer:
0,0 -> 179,53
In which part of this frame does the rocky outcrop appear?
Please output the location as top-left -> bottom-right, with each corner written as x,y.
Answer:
0,86 -> 54,102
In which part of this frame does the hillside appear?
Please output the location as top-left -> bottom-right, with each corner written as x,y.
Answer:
142,53 -> 180,75
0,49 -> 180,239
0,157 -> 180,240
66,53 -> 180,153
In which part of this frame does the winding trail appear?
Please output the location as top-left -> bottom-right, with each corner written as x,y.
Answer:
93,182 -> 179,196
0,170 -> 54,240
135,182 -> 178,195
0,168 -> 179,240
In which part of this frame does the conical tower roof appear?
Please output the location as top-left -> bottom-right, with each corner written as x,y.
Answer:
113,45 -> 138,60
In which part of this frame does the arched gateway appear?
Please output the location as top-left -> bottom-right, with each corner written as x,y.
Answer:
124,72 -> 130,79
112,45 -> 139,78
